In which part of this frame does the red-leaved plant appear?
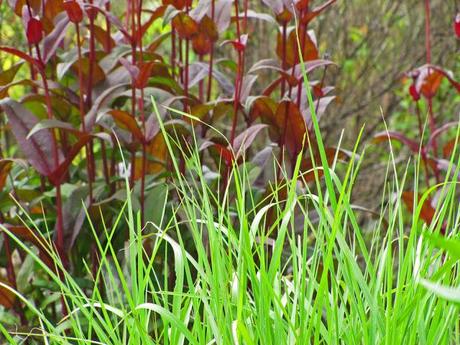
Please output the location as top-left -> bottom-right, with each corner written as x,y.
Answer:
0,0 -> 339,320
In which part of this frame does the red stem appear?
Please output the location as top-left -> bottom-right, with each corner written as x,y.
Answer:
76,24 -> 94,203
206,0 -> 216,102
129,0 -> 137,188
34,44 -> 66,264
281,23 -> 287,97
105,1 -> 112,52
230,0 -> 243,145
184,38 -> 190,111
171,29 -> 176,79
137,0 -> 147,225
415,102 -> 432,187
424,0 -> 437,156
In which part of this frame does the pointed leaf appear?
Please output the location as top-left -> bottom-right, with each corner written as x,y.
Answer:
0,160 -> 13,192
275,100 -> 307,157
276,29 -> 318,67
373,131 -> 420,154
233,124 -> 267,156
107,110 -> 144,142
402,191 -> 436,225
0,99 -> 60,176
172,13 -> 199,39
0,279 -> 15,309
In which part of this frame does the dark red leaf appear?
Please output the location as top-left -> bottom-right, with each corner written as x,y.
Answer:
275,8 -> 292,24
301,0 -> 336,24
0,99 -> 61,176
276,29 -> 318,67
0,160 -> 13,192
107,110 -> 144,143
402,191 -> 436,226
26,17 -> 44,45
10,0 -> 41,16
420,70 -> 443,99
214,143 -> 235,166
192,15 -> 219,55
163,0 -> 191,10
372,131 -> 420,154
1,225 -> 56,272
49,134 -> 102,185
91,24 -> 116,52
192,32 -> 213,55
134,133 -> 167,179
410,65 -> 460,99
172,13 -> 199,39
135,62 -> 155,89
140,6 -> 167,37
0,279 -> 15,309
70,56 -> 106,88
409,83 -> 420,101
249,96 -> 277,123
63,0 -> 84,23
222,34 -> 248,52
44,0 -> 64,23
275,100 -> 307,157
443,139 -> 457,158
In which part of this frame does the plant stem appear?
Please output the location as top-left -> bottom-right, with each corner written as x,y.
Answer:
137,0 -> 147,225
281,23 -> 287,97
206,0 -> 215,102
76,24 -> 94,203
129,0 -> 137,188
230,0 -> 243,145
415,102 -> 432,187
424,0 -> 437,156
34,43 -> 67,266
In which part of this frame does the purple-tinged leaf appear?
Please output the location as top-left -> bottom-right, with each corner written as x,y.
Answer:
262,0 -> 283,14
238,75 -> 258,103
0,46 -> 43,71
0,99 -> 62,176
237,10 -> 277,25
27,119 -> 81,139
233,124 -> 267,157
373,131 -> 420,153
85,83 -> 130,130
84,4 -> 132,42
214,0 -> 232,33
43,16 -> 70,63
303,96 -> 335,127
427,122 -> 459,150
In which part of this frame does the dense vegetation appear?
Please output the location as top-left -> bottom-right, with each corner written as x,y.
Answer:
0,0 -> 460,343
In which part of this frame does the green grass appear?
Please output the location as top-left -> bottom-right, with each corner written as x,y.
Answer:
1,102 -> 460,344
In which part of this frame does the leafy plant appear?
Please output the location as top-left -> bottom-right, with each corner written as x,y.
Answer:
0,0 -> 339,326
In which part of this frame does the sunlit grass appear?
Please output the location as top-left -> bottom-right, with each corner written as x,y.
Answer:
1,99 -> 460,343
